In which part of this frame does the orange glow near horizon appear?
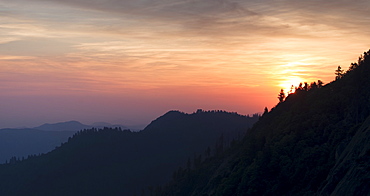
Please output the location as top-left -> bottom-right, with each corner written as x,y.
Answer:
0,0 -> 369,128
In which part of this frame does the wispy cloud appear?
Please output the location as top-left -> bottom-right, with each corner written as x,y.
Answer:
0,0 -> 370,127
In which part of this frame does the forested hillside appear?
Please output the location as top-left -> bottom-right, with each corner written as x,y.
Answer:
0,110 -> 258,196
154,50 -> 370,196
0,121 -> 116,164
0,128 -> 77,163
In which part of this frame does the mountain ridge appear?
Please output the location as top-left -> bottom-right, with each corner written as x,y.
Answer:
34,120 -> 90,131
153,50 -> 370,196
0,110 -> 259,196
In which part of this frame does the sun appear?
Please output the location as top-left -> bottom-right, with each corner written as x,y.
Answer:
279,76 -> 303,94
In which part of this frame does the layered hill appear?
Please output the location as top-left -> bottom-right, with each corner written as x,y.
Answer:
0,121 -> 129,163
0,110 -> 258,196
35,121 -> 127,131
34,121 -> 91,131
154,51 -> 370,196
0,128 -> 74,163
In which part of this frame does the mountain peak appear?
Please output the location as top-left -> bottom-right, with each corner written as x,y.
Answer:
143,109 -> 256,135
153,50 -> 370,196
0,109 -> 259,196
35,121 -> 90,132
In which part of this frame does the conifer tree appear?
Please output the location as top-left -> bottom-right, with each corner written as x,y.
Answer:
317,80 -> 324,88
303,82 -> 309,91
310,81 -> 318,89
335,65 -> 344,80
278,89 -> 285,103
288,85 -> 295,95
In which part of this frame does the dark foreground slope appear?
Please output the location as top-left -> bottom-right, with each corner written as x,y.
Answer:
155,51 -> 370,196
319,115 -> 370,195
0,110 -> 258,196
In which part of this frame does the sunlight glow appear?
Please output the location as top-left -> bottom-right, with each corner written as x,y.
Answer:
0,0 -> 368,128
279,76 -> 303,94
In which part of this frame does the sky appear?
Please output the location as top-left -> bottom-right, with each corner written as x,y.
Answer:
0,0 -> 369,129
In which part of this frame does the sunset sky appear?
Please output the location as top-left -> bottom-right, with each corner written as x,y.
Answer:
1,0 -> 369,128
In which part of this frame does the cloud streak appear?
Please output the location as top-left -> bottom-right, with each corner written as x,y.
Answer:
0,0 -> 369,127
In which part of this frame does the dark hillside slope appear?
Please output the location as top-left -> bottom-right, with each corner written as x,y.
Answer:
155,50 -> 370,196
0,121 -> 129,163
0,110 -> 258,196
0,129 -> 75,163
319,115 -> 370,196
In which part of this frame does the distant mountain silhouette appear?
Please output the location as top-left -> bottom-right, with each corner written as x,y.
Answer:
0,110 -> 258,196
153,50 -> 370,196
34,121 -> 91,131
6,50 -> 370,196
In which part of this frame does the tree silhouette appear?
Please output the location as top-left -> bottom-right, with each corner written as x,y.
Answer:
288,85 -> 295,95
335,65 -> 344,80
310,81 -> 318,89
278,89 -> 285,103
297,83 -> 303,91
317,80 -> 324,88
349,62 -> 358,71
303,82 -> 309,91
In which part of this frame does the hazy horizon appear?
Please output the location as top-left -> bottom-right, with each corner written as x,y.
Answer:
1,0 -> 369,128
0,108 -> 258,130
0,119 -> 147,129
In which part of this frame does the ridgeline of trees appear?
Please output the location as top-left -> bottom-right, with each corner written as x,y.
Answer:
1,50 -> 370,196
153,50 -> 370,196
278,80 -> 324,103
277,50 -> 370,103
